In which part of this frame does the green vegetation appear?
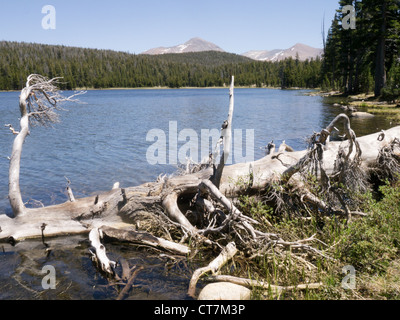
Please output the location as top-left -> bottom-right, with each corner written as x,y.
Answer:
230,178 -> 400,300
0,41 -> 322,91
322,0 -> 400,98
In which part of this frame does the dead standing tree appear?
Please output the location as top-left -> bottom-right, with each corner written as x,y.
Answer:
8,74 -> 84,216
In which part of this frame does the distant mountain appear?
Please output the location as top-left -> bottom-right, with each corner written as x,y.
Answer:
242,43 -> 323,62
0,41 -> 323,90
242,49 -> 284,62
142,38 -> 322,62
142,37 -> 225,55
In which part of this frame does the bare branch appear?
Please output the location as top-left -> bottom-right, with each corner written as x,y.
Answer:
4,124 -> 19,135
22,74 -> 85,127
65,176 -> 76,202
188,242 -> 237,298
89,228 -> 116,275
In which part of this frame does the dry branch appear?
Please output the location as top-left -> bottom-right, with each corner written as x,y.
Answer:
116,266 -> 143,300
4,124 -> 19,135
65,177 -> 76,202
376,137 -> 400,181
188,242 -> 237,298
89,228 -> 116,275
100,226 -> 190,255
211,76 -> 235,188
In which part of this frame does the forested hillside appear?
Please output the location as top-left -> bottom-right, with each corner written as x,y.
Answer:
322,0 -> 400,98
0,41 -> 322,90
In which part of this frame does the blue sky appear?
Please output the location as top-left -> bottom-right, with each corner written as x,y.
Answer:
0,0 -> 340,54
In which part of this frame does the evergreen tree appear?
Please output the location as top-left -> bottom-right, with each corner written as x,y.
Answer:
322,0 -> 400,97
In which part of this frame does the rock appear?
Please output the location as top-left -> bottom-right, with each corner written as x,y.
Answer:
350,111 -> 375,118
340,105 -> 358,112
348,106 -> 357,112
198,282 -> 252,300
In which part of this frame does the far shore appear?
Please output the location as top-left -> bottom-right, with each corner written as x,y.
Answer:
0,85 -> 315,93
307,90 -> 400,123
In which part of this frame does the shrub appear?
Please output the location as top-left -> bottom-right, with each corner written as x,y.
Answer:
337,179 -> 400,274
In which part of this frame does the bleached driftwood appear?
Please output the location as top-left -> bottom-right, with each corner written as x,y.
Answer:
99,226 -> 190,255
188,242 -> 238,298
89,227 -> 116,275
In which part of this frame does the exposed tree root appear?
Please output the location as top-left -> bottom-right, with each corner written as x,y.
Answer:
376,137 -> 400,181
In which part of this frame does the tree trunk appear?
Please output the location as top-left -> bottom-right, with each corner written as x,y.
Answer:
7,75 -> 84,217
211,76 -> 234,188
8,88 -> 31,216
375,0 -> 387,97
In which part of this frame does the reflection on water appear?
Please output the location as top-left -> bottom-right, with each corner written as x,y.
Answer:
0,89 -> 395,299
0,236 -> 198,300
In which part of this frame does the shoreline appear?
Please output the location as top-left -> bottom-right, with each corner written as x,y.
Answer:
0,85 -> 316,93
311,90 -> 400,123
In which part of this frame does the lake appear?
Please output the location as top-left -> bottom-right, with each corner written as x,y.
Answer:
0,88 -> 394,299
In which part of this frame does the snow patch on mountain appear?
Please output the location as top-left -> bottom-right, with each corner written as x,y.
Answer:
142,37 -> 225,55
242,43 -> 323,62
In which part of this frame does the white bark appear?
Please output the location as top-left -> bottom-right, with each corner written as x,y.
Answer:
89,228 -> 116,275
100,226 -> 190,255
211,76 -> 234,188
65,177 -> 76,202
112,182 -> 120,190
8,114 -> 30,216
7,75 -> 84,217
188,242 -> 237,298
162,192 -> 198,234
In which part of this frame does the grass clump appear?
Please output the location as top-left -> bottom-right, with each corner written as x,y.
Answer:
235,178 -> 400,300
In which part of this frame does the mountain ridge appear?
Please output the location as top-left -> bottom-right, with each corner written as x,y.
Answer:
142,38 -> 323,62
142,37 -> 225,55
242,43 -> 323,62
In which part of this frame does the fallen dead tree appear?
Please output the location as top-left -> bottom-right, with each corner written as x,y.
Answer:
1,74 -> 400,299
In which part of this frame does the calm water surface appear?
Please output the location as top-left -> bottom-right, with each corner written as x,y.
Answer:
0,88 -> 394,299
